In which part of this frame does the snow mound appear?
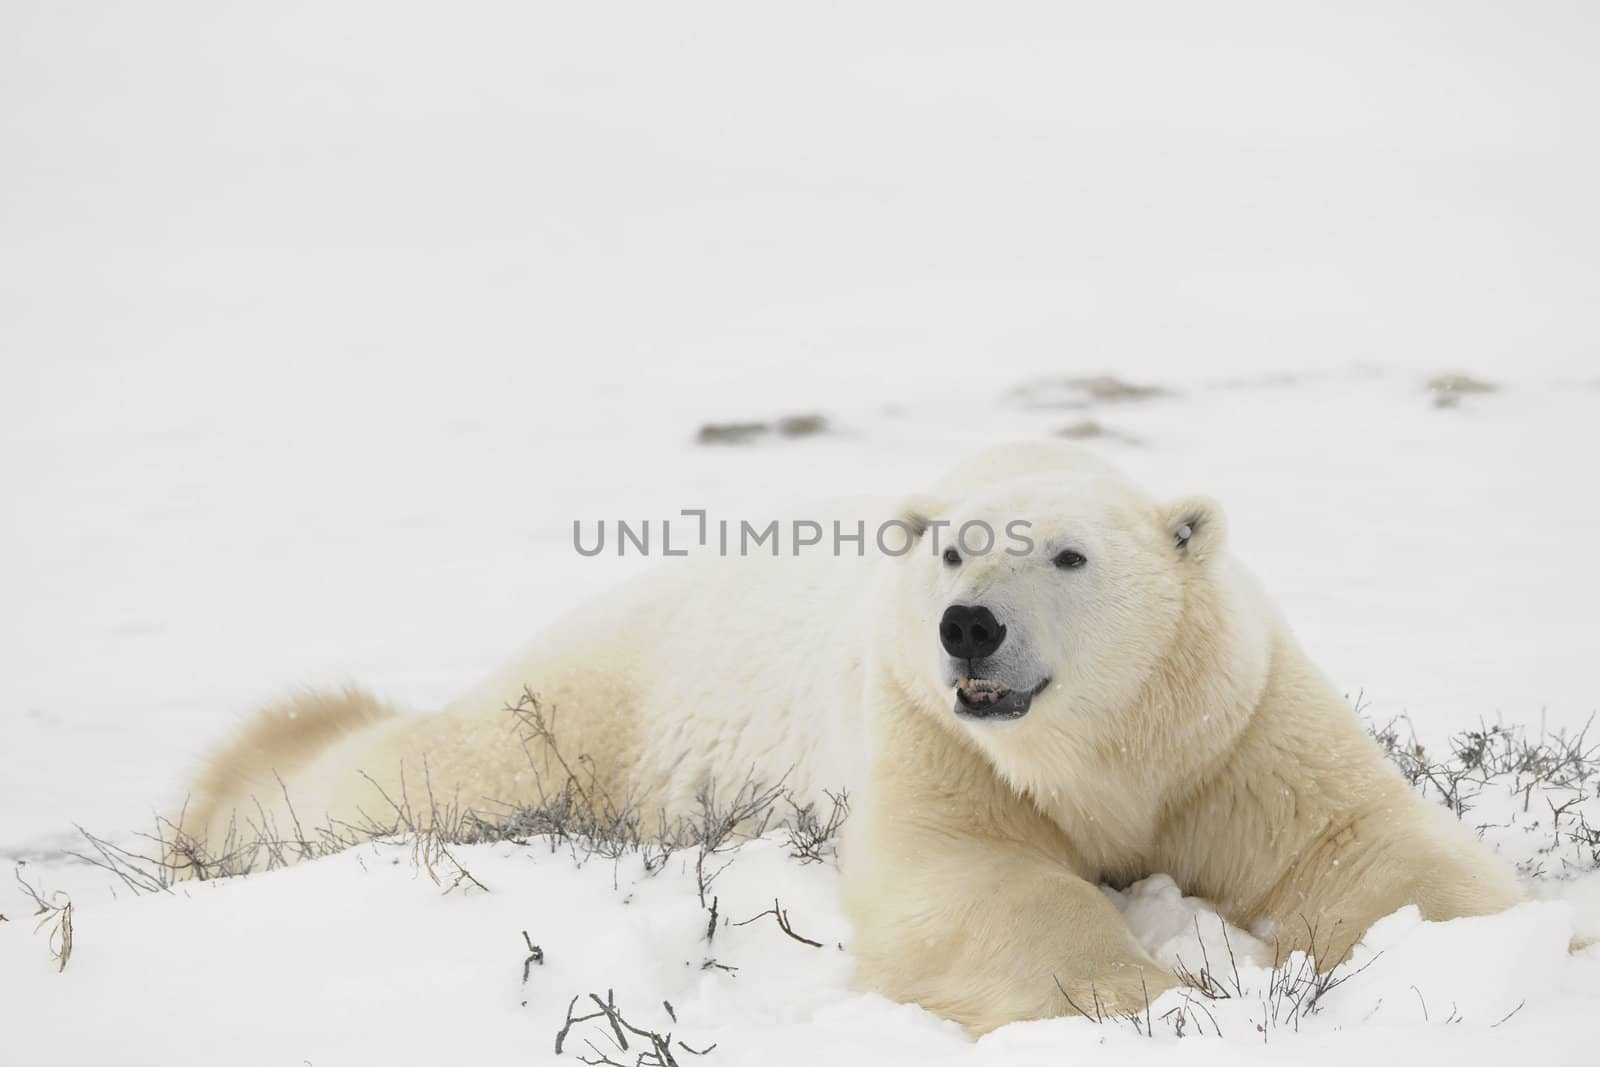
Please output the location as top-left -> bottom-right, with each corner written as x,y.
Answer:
4,831 -> 1598,1067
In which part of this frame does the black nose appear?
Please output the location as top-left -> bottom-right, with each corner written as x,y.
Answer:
939,604 -> 1007,660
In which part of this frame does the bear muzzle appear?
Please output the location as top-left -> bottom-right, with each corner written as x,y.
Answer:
954,675 -> 1050,721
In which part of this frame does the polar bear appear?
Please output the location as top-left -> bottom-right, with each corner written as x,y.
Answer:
180,442 -> 1520,1033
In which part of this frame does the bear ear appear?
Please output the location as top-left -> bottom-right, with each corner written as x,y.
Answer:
887,493 -> 947,554
1162,496 -> 1226,562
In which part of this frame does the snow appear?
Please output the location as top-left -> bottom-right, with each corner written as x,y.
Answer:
4,2 -> 1600,1064
4,837 -> 1596,1066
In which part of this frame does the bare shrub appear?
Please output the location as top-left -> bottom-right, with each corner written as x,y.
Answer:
782,790 -> 849,865
731,898 -> 824,948
1366,713 -> 1597,813
1365,710 -> 1599,876
67,688 -> 847,898
555,989 -> 715,1066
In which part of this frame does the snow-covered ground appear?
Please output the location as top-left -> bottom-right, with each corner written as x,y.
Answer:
4,832 -> 1599,1067
4,4 -> 1599,1064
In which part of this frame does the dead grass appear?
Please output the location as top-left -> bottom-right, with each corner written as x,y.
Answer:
67,689 -> 838,904
14,865 -> 73,972
1062,914 -> 1380,1041
42,689 -> 845,990
1066,376 -> 1169,402
1054,419 -> 1141,445
695,413 -> 830,445
43,682 -> 1594,1049
694,421 -> 769,445
1427,372 -> 1499,408
1010,375 -> 1170,410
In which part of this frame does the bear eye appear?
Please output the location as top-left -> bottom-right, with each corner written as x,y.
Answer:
1053,549 -> 1087,570
942,548 -> 961,567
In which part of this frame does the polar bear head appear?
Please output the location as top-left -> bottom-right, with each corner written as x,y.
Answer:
880,447 -> 1258,785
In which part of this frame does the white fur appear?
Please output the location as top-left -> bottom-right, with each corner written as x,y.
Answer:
183,442 -> 1520,1033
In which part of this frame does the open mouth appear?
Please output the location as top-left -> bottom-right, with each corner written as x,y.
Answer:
954,676 -> 1050,721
